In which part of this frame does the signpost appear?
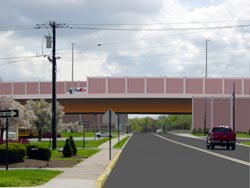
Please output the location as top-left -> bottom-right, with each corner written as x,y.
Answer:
0,110 -> 19,170
103,109 -> 118,160
79,121 -> 89,148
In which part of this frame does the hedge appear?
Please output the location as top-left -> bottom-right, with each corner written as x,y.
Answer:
26,145 -> 51,161
0,143 -> 26,163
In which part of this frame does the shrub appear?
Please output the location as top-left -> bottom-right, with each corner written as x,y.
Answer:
26,144 -> 51,161
69,136 -> 77,156
197,128 -> 202,134
63,138 -> 72,157
192,128 -> 197,134
0,143 -> 26,163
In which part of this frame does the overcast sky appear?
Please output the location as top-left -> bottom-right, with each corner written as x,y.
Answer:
0,0 -> 250,82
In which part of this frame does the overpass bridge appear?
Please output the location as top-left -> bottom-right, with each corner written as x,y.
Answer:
0,77 -> 249,131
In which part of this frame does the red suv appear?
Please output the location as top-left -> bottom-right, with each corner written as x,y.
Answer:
207,126 -> 236,150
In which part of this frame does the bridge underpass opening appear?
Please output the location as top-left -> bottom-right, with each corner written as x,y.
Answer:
57,98 -> 192,114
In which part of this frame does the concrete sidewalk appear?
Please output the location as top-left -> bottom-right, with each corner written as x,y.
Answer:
33,134 -> 129,188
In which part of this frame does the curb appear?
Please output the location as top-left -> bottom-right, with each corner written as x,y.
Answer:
96,150 -> 122,188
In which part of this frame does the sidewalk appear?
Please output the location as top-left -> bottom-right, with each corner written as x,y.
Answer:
31,134 -> 128,188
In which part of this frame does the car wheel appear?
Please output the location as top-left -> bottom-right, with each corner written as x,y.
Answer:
231,144 -> 236,150
211,143 -> 215,150
96,135 -> 101,138
207,144 -> 210,149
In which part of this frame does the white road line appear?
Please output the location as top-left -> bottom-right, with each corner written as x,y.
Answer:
153,134 -> 250,167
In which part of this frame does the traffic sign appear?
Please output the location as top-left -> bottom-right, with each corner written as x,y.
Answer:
103,109 -> 118,125
0,110 -> 19,118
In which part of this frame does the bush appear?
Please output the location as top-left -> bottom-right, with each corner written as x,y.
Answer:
0,143 -> 26,163
63,138 -> 72,157
69,136 -> 77,156
192,128 -> 197,134
26,144 -> 51,161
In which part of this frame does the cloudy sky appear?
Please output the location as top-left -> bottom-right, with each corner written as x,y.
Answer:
0,0 -> 250,82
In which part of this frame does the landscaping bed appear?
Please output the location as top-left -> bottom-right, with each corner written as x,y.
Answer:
0,157 -> 80,168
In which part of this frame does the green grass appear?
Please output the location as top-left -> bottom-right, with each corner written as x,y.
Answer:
61,132 -> 95,138
50,148 -> 100,162
236,133 -> 250,138
192,132 -> 250,138
0,169 -> 62,187
113,136 -> 130,149
242,142 -> 250,146
32,138 -> 109,148
61,131 -> 118,138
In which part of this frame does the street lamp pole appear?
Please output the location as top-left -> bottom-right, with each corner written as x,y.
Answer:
204,39 -> 209,136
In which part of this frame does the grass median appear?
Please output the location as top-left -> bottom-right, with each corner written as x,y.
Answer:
113,136 -> 130,149
0,169 -> 62,187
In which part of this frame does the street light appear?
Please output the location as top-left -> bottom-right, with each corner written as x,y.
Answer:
204,39 -> 209,136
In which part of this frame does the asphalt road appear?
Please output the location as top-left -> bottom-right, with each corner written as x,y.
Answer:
104,133 -> 250,188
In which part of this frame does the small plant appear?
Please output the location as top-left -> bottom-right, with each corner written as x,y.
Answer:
69,136 -> 77,156
197,128 -> 202,134
192,128 -> 197,134
63,138 -> 73,157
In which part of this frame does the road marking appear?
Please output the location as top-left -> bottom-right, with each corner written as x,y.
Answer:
153,134 -> 250,167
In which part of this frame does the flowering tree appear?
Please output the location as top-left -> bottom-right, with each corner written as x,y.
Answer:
25,99 -> 64,141
0,96 -> 35,142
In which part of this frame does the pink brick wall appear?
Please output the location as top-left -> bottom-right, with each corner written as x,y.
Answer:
165,78 -> 184,94
108,78 -> 126,93
88,78 -> 106,94
205,78 -> 222,94
193,97 -> 250,132
13,82 -> 25,95
147,78 -> 164,93
27,82 -> 39,94
244,79 -> 250,95
40,82 -> 52,94
186,78 -> 203,94
0,83 -> 12,95
57,82 -> 66,94
127,78 -> 145,93
224,79 -> 242,95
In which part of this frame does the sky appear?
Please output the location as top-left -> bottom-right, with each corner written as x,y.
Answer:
0,0 -> 250,83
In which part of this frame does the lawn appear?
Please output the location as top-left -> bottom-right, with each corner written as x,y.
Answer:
31,138 -> 109,148
61,131 -> 118,138
192,132 -> 250,138
51,148 -> 100,162
0,170 -> 62,187
113,136 -> 130,149
242,142 -> 250,146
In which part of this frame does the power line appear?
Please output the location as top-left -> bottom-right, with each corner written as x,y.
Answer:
69,19 -> 250,26
62,47 -> 250,61
68,24 -> 250,31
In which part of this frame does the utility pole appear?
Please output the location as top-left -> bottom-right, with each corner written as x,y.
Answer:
51,21 -> 57,150
36,21 -> 67,149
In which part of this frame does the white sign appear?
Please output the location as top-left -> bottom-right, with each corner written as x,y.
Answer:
0,110 -> 19,118
103,109 -> 118,125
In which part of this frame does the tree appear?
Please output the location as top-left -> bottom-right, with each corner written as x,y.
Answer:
63,138 -> 73,157
0,96 -> 35,142
25,100 -> 51,141
25,99 -> 65,141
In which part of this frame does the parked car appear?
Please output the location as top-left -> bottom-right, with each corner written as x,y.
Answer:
206,126 -> 236,150
95,131 -> 112,138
